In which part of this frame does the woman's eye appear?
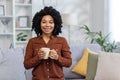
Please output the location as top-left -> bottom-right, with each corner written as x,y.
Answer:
50,21 -> 54,24
42,21 -> 46,23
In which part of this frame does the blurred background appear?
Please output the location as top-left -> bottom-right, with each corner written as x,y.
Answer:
0,0 -> 120,52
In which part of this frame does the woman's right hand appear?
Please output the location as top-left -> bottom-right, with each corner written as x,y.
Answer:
38,49 -> 45,59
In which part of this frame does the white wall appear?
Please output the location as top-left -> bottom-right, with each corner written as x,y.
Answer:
89,0 -> 105,32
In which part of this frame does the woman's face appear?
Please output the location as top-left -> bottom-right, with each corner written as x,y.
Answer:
40,15 -> 55,35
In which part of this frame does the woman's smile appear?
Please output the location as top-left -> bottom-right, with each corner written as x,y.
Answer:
43,27 -> 52,32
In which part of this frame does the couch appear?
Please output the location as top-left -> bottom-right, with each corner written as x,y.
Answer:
64,44 -> 101,80
0,44 -> 101,80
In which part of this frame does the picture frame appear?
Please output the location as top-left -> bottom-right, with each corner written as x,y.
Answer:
0,5 -> 5,16
18,16 -> 28,28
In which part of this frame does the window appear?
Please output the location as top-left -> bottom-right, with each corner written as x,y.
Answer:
109,0 -> 120,42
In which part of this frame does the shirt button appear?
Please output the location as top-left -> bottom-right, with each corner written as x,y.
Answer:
47,69 -> 49,71
48,76 -> 49,78
47,62 -> 49,64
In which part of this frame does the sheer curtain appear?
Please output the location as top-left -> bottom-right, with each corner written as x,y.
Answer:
109,0 -> 120,42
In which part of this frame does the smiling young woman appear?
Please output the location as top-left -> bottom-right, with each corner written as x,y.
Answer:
24,6 -> 72,80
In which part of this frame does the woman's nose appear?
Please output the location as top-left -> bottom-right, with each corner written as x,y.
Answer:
46,22 -> 50,26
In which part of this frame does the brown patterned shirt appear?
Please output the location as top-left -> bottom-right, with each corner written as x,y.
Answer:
24,35 -> 72,80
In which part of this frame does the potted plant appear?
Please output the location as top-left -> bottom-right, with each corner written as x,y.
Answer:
80,25 -> 117,52
17,32 -> 28,41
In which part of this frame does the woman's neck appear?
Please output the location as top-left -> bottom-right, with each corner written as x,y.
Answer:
42,34 -> 51,44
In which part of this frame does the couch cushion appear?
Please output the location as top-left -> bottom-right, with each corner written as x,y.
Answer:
72,48 -> 90,76
86,52 -> 98,80
95,52 -> 120,80
0,49 -> 4,63
0,48 -> 26,80
63,44 -> 101,79
25,68 -> 33,80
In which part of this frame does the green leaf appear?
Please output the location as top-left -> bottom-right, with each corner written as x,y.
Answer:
17,32 -> 23,37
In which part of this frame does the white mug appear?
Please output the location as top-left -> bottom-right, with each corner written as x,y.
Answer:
40,47 -> 50,59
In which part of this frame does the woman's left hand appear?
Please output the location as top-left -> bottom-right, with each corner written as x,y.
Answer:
49,49 -> 58,60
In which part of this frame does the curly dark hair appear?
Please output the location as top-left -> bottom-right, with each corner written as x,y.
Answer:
32,6 -> 63,36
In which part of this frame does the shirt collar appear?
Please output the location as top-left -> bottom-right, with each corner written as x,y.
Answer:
38,35 -> 56,39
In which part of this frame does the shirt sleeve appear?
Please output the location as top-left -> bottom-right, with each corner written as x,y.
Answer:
24,39 -> 40,69
56,38 -> 72,67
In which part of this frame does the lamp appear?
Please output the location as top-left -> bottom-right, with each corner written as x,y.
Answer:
61,13 -> 78,26
61,13 -> 78,44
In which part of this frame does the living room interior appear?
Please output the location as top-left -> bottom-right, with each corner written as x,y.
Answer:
0,0 -> 120,80
0,0 -> 120,50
